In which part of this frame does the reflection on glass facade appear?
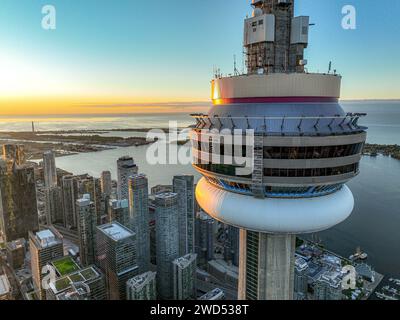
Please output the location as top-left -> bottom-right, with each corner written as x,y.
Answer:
263,144 -> 364,160
195,142 -> 363,160
263,163 -> 359,177
194,162 -> 359,179
204,176 -> 343,199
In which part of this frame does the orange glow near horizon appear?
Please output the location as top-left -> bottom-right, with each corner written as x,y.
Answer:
0,96 -> 211,117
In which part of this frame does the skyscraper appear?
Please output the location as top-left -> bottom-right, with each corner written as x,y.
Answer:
43,151 -> 57,188
117,156 -> 138,200
224,225 -> 239,267
172,253 -> 197,300
0,162 -> 39,242
81,176 -> 103,225
45,186 -> 63,225
173,175 -> 195,256
5,238 -> 26,270
96,222 -> 138,300
314,272 -> 343,300
62,175 -> 79,230
2,144 -> 25,166
108,199 -> 130,227
100,171 -> 112,197
294,257 -> 309,300
29,228 -> 64,300
126,271 -> 157,300
191,0 -> 367,300
195,211 -> 215,266
154,193 -> 179,300
77,195 -> 97,266
128,174 -> 150,274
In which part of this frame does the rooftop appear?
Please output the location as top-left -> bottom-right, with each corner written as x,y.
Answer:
35,229 -> 62,248
127,271 -> 156,289
6,238 -> 25,251
109,199 -> 129,209
98,222 -> 134,241
52,257 -> 80,276
49,266 -> 100,294
199,288 -> 225,300
173,253 -> 197,269
155,192 -> 178,200
76,198 -> 91,207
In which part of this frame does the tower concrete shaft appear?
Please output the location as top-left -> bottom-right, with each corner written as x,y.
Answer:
238,231 -> 295,300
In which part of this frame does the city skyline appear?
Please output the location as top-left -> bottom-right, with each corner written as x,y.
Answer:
0,0 -> 399,306
0,0 -> 399,116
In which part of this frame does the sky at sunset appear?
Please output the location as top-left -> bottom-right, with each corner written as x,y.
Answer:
0,0 -> 399,115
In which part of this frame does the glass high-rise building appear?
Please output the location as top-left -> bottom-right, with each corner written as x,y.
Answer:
100,171 -> 112,197
43,150 -> 57,188
29,228 -> 64,300
126,271 -> 157,300
173,175 -> 195,256
96,222 -> 138,300
45,186 -> 63,225
172,253 -> 197,300
154,193 -> 179,300
77,195 -> 97,267
108,199 -> 130,228
128,174 -> 150,274
0,162 -> 39,242
195,211 -> 215,266
117,156 -> 138,200
62,175 -> 79,230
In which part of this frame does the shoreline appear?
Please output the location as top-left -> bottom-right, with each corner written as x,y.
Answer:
0,129 -> 399,162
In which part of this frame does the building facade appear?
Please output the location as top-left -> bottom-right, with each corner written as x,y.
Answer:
195,211 -> 215,267
96,222 -> 138,300
294,257 -> 309,300
126,271 -> 157,300
100,171 -> 112,197
117,156 -> 138,200
172,253 -> 197,300
77,195 -> 97,267
0,162 -> 39,242
62,175 -> 79,230
5,238 -> 26,270
128,174 -> 150,274
173,175 -> 195,256
43,150 -> 57,188
45,186 -> 63,225
155,193 -> 179,299
29,228 -> 64,300
108,199 -> 130,228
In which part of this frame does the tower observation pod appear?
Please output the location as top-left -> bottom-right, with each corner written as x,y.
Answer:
191,0 -> 367,300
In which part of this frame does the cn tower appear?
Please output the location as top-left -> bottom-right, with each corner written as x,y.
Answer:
191,0 -> 367,300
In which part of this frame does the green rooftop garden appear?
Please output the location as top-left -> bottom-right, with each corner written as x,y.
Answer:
55,277 -> 72,292
52,257 -> 80,276
81,267 -> 97,281
69,273 -> 84,283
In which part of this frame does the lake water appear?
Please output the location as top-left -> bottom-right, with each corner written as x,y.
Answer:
1,101 -> 400,145
2,101 -> 400,286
